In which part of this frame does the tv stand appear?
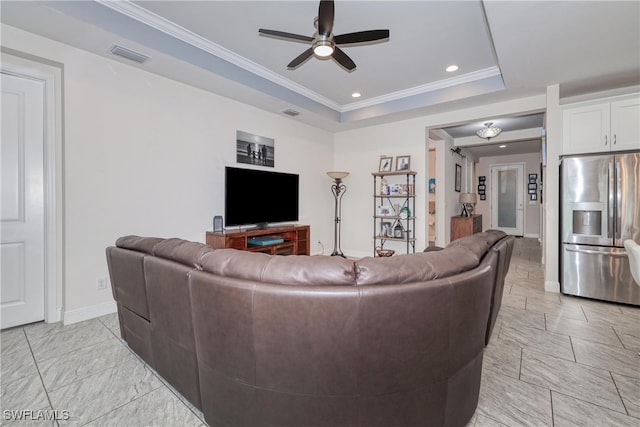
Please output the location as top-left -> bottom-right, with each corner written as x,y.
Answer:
205,225 -> 310,256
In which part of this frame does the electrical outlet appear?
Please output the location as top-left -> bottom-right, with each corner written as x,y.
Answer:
96,276 -> 108,291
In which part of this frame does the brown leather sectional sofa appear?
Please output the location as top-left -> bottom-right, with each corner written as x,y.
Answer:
106,230 -> 514,427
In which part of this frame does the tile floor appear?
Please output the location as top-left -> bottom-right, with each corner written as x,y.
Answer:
1,238 -> 639,426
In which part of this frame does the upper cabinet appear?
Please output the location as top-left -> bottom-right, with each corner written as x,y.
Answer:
610,98 -> 640,151
562,94 -> 639,155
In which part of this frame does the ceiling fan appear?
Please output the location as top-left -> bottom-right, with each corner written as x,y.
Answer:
258,0 -> 389,71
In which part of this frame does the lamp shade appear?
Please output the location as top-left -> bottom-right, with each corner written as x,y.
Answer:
459,192 -> 477,204
327,171 -> 349,180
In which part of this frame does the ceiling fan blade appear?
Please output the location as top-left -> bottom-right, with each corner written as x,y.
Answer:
317,0 -> 334,36
287,48 -> 314,69
331,46 -> 356,71
334,29 -> 390,45
259,29 -> 314,43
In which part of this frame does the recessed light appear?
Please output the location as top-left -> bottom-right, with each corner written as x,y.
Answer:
499,145 -> 507,148
446,65 -> 459,72
351,92 -> 361,98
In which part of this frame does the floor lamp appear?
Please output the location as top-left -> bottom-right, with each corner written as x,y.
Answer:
327,171 -> 349,257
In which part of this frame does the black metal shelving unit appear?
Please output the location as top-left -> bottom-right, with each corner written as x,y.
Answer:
372,170 -> 417,256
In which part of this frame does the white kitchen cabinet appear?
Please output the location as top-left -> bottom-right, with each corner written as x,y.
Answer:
562,94 -> 639,155
610,98 -> 640,151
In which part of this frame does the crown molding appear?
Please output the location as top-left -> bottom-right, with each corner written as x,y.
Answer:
341,67 -> 503,112
97,0 -> 342,111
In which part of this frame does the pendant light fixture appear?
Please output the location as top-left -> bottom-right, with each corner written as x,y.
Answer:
476,122 -> 502,141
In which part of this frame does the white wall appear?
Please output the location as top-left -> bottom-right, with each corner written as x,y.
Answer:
2,25 -> 335,322
475,152 -> 542,237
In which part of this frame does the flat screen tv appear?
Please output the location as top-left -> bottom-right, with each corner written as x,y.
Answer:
225,167 -> 299,228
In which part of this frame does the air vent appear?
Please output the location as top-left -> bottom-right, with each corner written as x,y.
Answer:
109,45 -> 150,64
282,109 -> 300,117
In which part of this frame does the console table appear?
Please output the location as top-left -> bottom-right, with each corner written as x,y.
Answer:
205,225 -> 310,256
450,215 -> 482,242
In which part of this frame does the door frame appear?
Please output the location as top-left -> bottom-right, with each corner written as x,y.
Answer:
2,57 -> 60,324
490,162 -> 525,236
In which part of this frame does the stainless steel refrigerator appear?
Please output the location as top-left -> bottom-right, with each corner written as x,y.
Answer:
561,151 -> 640,306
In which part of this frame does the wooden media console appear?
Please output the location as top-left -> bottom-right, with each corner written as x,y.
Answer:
205,225 -> 310,256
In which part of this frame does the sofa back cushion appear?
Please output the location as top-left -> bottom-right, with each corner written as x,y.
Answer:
200,249 -> 356,286
447,230 -> 506,259
116,235 -> 164,253
355,246 -> 478,286
153,238 -> 213,269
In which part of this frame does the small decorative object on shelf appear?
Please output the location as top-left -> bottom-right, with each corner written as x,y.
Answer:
399,206 -> 411,219
372,169 -> 416,256
393,223 -> 403,238
380,178 -> 389,195
375,246 -> 395,257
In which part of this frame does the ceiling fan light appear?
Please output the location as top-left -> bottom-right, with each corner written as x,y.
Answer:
476,122 -> 502,140
313,41 -> 334,57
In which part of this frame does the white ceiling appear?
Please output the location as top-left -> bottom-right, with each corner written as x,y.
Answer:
2,0 -> 639,142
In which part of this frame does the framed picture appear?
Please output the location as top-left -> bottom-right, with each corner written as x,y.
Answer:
380,221 -> 392,237
478,185 -> 486,191
529,173 -> 537,180
379,156 -> 393,172
530,193 -> 537,201
480,194 -> 486,201
528,183 -> 537,190
236,130 -> 274,167
428,178 -> 436,193
455,164 -> 461,192
395,155 -> 411,171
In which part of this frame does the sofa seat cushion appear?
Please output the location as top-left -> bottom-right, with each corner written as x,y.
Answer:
116,235 -> 164,254
355,246 -> 478,286
200,249 -> 357,286
152,238 -> 213,270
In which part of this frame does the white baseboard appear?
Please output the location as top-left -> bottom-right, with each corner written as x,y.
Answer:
63,300 -> 117,326
544,281 -> 560,293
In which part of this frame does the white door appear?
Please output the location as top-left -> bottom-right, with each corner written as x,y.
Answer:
1,72 -> 46,329
490,164 -> 524,236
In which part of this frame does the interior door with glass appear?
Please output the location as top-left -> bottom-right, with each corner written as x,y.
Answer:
491,164 -> 524,236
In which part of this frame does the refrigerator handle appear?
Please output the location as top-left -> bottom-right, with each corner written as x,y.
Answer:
615,160 -> 621,240
608,161 -> 614,239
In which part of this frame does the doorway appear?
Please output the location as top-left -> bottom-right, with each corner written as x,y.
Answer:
490,163 -> 524,236
427,148 -> 436,246
1,57 -> 59,329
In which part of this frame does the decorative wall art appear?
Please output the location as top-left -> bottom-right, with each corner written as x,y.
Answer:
478,176 -> 486,200
455,164 -> 462,192
528,173 -> 538,201
236,130 -> 274,167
